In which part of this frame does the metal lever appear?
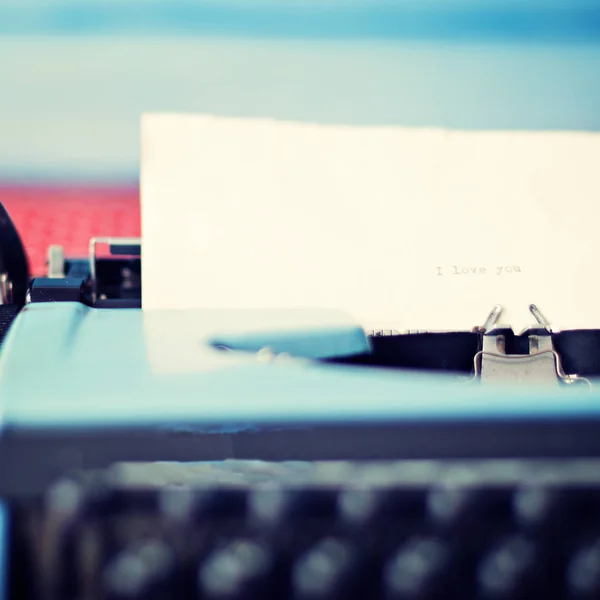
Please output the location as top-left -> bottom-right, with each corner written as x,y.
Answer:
474,305 -> 589,387
47,245 -> 65,279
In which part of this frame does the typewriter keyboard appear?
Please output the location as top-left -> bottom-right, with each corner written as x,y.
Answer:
12,460 -> 600,600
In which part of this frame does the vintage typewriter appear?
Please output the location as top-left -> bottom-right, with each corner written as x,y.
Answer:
1,199 -> 600,600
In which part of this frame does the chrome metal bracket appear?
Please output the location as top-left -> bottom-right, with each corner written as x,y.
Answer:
89,237 -> 141,303
477,331 -> 560,385
474,304 -> 590,387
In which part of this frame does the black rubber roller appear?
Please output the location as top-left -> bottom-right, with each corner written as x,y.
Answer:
0,199 -> 30,307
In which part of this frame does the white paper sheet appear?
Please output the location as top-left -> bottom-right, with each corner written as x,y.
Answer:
141,113 -> 600,332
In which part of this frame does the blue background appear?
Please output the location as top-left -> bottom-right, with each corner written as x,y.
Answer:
0,0 -> 599,182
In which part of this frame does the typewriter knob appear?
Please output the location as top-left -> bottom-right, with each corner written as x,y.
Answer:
383,537 -> 453,600
104,540 -> 175,600
292,538 -> 359,600
476,536 -> 544,599
0,200 -> 29,307
567,541 -> 600,599
198,540 -> 273,600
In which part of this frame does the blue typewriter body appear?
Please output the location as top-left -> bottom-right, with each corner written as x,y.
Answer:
2,301 -> 600,599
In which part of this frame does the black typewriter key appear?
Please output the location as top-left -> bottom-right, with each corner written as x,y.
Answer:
198,539 -> 273,600
196,489 -> 247,520
161,486 -> 247,521
339,486 -> 425,526
159,485 -> 196,521
249,486 -> 339,525
426,466 -> 513,532
103,540 -> 176,600
427,485 -> 512,531
44,480 -> 86,599
567,540 -> 600,599
383,537 -> 455,600
476,536 -> 546,599
112,489 -> 161,514
84,483 -> 160,517
513,484 -> 600,535
292,538 -> 360,600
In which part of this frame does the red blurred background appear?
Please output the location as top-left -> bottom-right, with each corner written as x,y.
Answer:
0,185 -> 140,276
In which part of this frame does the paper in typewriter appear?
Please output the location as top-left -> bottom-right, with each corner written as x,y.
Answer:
141,114 -> 600,332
